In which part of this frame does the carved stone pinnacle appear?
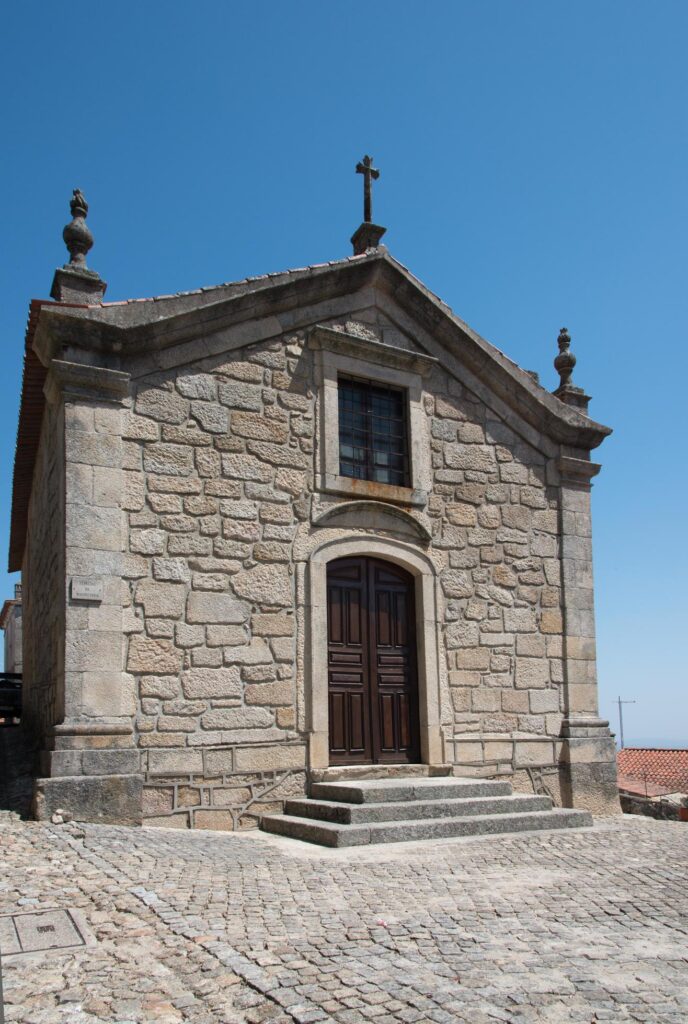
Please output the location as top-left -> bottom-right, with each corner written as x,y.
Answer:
51,188 -> 106,303
63,188 -> 94,268
554,327 -> 576,391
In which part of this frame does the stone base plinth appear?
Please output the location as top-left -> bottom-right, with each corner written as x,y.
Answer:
559,717 -> 621,815
50,266 -> 107,304
33,773 -> 143,825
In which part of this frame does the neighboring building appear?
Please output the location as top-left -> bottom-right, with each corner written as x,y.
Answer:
8,182 -> 620,828
0,584 -> 23,675
617,748 -> 688,799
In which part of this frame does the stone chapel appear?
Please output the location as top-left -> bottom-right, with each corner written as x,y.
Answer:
9,169 -> 620,838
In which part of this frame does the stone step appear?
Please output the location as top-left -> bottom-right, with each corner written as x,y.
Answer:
260,808 -> 594,848
310,777 -> 513,804
285,793 -> 553,824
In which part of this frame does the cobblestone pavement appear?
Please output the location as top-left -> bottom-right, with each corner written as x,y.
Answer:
1,814 -> 687,1024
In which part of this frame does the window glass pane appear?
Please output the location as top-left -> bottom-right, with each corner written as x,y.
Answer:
338,376 -> 409,487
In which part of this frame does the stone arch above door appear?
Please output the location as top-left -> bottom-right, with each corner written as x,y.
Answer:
306,535 -> 445,771
312,500 -> 432,544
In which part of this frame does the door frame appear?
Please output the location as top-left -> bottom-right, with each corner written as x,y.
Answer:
306,535 -> 445,771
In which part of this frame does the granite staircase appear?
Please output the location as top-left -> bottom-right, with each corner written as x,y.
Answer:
260,776 -> 592,848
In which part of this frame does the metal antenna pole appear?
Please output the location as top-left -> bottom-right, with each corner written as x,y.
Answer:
617,696 -> 637,749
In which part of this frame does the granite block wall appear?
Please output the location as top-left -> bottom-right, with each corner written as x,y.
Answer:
117,313 -> 585,827
124,336 -> 311,827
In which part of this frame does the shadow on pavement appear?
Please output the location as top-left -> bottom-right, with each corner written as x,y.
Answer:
0,727 -> 35,818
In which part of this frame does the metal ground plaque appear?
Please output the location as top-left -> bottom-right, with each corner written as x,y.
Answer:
0,909 -> 94,958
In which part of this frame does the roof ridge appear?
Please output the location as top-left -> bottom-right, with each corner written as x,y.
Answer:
618,747 -> 688,753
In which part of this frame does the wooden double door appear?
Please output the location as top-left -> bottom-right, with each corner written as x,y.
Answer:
327,556 -> 420,765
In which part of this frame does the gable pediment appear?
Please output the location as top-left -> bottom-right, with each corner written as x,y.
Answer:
31,249 -> 611,451
28,245 -> 614,458
12,246 -> 613,571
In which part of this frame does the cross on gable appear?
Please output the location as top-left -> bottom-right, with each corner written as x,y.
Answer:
356,155 -> 380,223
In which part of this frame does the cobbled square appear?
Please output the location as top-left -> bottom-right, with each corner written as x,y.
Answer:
1,814 -> 687,1023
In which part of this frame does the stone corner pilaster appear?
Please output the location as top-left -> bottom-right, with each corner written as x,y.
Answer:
34,721 -> 143,825
558,717 -> 620,815
33,774 -> 142,826
33,355 -> 138,826
556,450 -> 619,815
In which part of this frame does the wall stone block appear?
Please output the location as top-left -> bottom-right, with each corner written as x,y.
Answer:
515,659 -> 550,689
135,389 -> 189,424
148,475 -> 202,494
246,441 -> 309,468
186,592 -> 249,624
152,558 -> 191,582
223,640 -> 273,665
148,749 -> 204,774
134,580 -> 186,619
202,707 -> 274,730
231,564 -> 292,606
245,680 -> 293,706
234,745 -> 306,772
205,624 -> 248,647
182,667 -> 242,699
176,373 -> 218,400
540,610 -> 564,634
190,401 -> 229,433
218,382 -> 263,410
251,613 -> 295,636
143,444 -> 194,477
127,636 -> 182,674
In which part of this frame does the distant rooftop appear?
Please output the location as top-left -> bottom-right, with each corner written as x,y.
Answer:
617,748 -> 688,795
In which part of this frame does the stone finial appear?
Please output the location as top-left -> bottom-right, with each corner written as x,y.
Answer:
553,327 -> 590,412
63,189 -> 94,268
554,327 -> 576,390
50,189 -> 107,304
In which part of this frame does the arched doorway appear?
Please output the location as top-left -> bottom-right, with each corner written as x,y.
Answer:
326,556 -> 420,765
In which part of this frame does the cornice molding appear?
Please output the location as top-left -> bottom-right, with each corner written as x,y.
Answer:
44,359 -> 130,406
558,455 -> 602,483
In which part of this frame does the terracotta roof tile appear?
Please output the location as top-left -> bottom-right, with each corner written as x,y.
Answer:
617,748 -> 688,793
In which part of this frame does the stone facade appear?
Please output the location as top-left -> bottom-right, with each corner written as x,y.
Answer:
1,587 -> 24,675
10,245 -> 620,827
22,401 -> 64,739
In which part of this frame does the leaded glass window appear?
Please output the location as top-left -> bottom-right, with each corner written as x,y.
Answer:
338,377 -> 410,487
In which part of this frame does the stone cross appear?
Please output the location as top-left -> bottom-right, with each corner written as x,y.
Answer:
356,155 -> 380,224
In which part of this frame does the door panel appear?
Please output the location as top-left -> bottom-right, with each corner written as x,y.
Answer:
327,556 -> 420,765
327,558 -> 371,764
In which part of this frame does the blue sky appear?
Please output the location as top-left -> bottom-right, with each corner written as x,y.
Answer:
2,2 -> 686,746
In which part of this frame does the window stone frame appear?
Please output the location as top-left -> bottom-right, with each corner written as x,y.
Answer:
309,325 -> 438,507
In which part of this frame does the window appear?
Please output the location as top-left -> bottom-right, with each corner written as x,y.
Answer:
310,323 -> 437,506
338,377 -> 409,487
